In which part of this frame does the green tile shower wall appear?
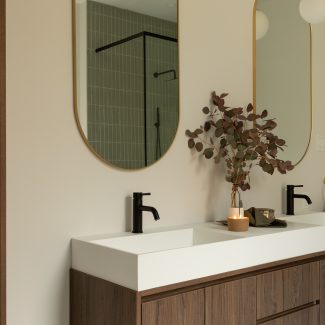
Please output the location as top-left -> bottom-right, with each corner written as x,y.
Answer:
87,1 -> 178,169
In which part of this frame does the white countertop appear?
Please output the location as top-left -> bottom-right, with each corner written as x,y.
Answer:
72,212 -> 325,291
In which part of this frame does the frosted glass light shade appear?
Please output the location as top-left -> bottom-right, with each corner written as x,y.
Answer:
256,10 -> 270,40
300,0 -> 325,23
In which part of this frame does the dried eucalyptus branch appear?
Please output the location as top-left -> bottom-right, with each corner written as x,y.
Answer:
185,92 -> 294,193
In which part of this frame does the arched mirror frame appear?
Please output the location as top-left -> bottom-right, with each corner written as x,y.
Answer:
252,0 -> 313,166
72,0 -> 180,171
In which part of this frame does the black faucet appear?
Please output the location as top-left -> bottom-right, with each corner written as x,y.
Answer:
286,185 -> 312,215
132,192 -> 160,233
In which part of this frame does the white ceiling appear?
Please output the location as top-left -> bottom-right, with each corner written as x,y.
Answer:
93,0 -> 177,22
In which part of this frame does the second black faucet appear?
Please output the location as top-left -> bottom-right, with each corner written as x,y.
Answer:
286,185 -> 312,215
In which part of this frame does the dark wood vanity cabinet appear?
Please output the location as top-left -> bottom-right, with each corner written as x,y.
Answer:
260,305 -> 320,325
257,261 -> 320,321
71,254 -> 325,325
140,277 -> 256,325
205,277 -> 256,325
142,289 -> 205,325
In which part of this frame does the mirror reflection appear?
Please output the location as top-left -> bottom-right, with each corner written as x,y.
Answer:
254,0 -> 311,165
74,0 -> 179,169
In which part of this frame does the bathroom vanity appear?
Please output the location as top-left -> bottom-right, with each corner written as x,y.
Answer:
70,213 -> 325,324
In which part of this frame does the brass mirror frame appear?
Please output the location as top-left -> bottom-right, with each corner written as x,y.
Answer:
72,0 -> 180,171
252,0 -> 313,166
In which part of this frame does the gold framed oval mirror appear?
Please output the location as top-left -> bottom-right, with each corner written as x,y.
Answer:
253,0 -> 312,166
72,0 -> 179,170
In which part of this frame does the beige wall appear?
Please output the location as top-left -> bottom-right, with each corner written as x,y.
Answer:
6,0 -> 325,324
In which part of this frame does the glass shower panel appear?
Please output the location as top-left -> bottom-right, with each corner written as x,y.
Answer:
145,36 -> 179,166
88,37 -> 145,169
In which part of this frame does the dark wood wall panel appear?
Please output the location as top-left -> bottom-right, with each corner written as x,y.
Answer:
0,0 -> 5,323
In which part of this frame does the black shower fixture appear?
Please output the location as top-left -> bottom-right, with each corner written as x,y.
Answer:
153,69 -> 177,81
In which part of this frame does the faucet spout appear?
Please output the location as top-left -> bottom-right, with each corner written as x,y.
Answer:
286,185 -> 312,215
132,192 -> 160,233
294,194 -> 312,205
139,206 -> 160,221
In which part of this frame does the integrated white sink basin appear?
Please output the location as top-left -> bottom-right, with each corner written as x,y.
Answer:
91,228 -> 241,254
283,212 -> 325,225
72,214 -> 325,291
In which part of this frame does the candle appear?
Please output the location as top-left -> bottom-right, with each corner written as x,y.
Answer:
227,207 -> 249,232
228,207 -> 244,219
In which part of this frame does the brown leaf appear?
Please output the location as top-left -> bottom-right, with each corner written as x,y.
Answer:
268,143 -> 277,151
220,138 -> 227,148
237,115 -> 246,121
269,149 -> 278,158
265,133 -> 275,141
265,120 -> 277,130
259,158 -> 267,167
204,121 -> 211,132
195,142 -> 203,152
247,103 -> 254,112
262,163 -> 274,175
203,148 -> 214,159
227,127 -> 235,135
224,110 -> 235,118
185,129 -> 197,138
188,139 -> 195,149
236,150 -> 245,159
247,113 -> 258,121
240,183 -> 251,191
224,115 -> 233,123
245,151 -> 258,160
269,159 -> 278,167
285,161 -> 295,171
256,146 -> 266,156
276,138 -> 286,146
215,119 -> 223,129
215,128 -> 224,138
277,161 -> 287,174
236,121 -> 244,129
226,134 -> 236,148
261,110 -> 268,119
194,128 -> 203,135
202,106 -> 210,115
225,175 -> 233,183
233,107 -> 244,115
212,93 -> 221,106
220,93 -> 229,98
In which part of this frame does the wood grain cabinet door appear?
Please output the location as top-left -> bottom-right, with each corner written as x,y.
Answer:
142,289 -> 205,325
320,260 -> 325,324
260,305 -> 319,325
257,261 -> 319,320
205,276 -> 256,325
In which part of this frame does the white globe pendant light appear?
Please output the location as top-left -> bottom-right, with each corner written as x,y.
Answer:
256,10 -> 270,40
299,0 -> 325,24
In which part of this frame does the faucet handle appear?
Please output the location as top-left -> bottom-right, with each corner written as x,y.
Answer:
133,192 -> 151,199
287,185 -> 303,190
